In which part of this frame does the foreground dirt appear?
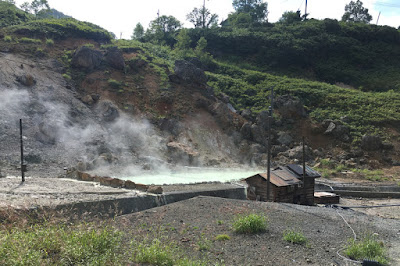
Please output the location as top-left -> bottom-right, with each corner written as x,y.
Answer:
116,196 -> 400,266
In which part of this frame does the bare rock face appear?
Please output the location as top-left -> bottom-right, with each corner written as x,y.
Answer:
105,46 -> 125,70
71,46 -> 103,71
174,60 -> 207,85
167,141 -> 199,166
361,135 -> 383,151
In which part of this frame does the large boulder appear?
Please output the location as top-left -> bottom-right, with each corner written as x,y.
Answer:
277,132 -> 293,146
35,122 -> 58,144
361,135 -> 383,151
209,102 -> 234,130
255,110 -> 270,131
323,121 -> 351,142
287,145 -> 313,161
173,60 -> 207,85
97,101 -> 119,122
16,74 -> 36,87
105,47 -> 125,70
71,46 -> 103,71
274,95 -> 307,119
240,122 -> 252,140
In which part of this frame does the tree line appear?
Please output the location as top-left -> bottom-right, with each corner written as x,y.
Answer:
132,0 -> 377,43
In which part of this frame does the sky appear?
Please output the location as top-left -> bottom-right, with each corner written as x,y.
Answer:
13,0 -> 400,39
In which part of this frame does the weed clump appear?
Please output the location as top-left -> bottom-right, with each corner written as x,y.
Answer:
283,229 -> 307,244
232,213 -> 268,234
345,235 -> 388,265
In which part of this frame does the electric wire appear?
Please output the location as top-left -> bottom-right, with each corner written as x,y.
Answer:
335,209 -> 362,264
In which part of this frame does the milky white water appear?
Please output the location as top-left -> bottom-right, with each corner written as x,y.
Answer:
118,168 -> 262,185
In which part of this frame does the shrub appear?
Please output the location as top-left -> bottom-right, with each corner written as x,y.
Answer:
3,35 -> 12,42
345,235 -> 388,265
45,38 -> 54,46
62,73 -> 71,80
232,213 -> 268,234
215,234 -> 230,241
283,229 -> 307,244
108,79 -> 123,89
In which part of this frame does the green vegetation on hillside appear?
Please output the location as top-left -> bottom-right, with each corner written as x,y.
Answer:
5,18 -> 113,42
0,1 -> 33,27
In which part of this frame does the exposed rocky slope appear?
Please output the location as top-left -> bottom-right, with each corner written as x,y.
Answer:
0,37 -> 398,179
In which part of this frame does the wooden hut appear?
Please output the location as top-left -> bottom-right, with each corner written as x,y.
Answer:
244,165 -> 320,205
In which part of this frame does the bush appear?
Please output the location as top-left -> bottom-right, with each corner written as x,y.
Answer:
45,38 -> 54,46
283,229 -> 307,244
232,213 -> 268,234
108,79 -> 123,89
3,35 -> 12,42
345,235 -> 388,265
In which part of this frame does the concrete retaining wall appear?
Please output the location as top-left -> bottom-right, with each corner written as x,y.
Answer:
52,186 -> 247,217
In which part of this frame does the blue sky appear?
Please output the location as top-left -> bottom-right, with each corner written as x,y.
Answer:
13,0 -> 400,39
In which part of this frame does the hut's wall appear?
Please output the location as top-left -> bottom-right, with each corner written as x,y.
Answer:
246,176 -> 270,201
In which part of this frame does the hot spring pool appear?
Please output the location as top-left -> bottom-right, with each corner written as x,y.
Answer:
118,168 -> 262,185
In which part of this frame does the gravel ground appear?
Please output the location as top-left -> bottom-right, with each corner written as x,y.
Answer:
116,196 -> 400,266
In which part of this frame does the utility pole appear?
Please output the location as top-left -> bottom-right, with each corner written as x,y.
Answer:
305,0 -> 308,19
20,119 -> 25,182
266,87 -> 274,201
302,136 -> 306,204
376,11 -> 381,25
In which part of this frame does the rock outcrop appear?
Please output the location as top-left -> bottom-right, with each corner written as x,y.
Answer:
71,46 -> 103,70
173,60 -> 207,85
105,47 -> 125,70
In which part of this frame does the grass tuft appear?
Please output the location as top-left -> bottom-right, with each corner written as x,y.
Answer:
232,213 -> 268,234
215,234 -> 230,241
283,229 -> 307,244
345,235 -> 388,265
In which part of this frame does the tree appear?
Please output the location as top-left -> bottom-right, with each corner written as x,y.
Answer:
187,6 -> 218,29
146,15 -> 182,45
341,0 -> 372,23
279,11 -> 302,24
20,0 -> 49,15
174,29 -> 191,51
232,0 -> 268,23
149,15 -> 181,34
132,22 -> 144,40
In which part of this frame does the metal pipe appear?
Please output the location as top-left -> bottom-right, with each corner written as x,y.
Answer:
20,119 -> 25,182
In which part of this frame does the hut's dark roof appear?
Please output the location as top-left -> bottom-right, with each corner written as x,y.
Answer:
245,167 -> 301,187
287,164 -> 321,179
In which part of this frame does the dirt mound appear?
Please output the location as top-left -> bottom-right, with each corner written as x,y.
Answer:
116,196 -> 400,265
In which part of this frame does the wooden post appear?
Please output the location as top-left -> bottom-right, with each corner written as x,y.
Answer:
20,119 -> 25,182
266,106 -> 272,201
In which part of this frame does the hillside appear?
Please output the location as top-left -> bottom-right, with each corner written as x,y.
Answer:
0,4 -> 399,181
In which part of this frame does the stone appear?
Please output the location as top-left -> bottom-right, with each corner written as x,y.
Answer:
240,122 -> 252,140
147,185 -> 163,194
99,177 -> 113,186
110,178 -> 125,188
16,74 -> 36,86
174,60 -> 207,85
256,110 -> 270,130
274,95 -> 307,119
251,124 -> 267,145
71,46 -> 103,71
361,135 -> 383,151
159,118 -> 183,136
167,141 -> 199,166
324,121 -> 351,142
97,101 -> 119,122
35,122 -> 58,144
105,46 -> 125,70
240,109 -> 253,121
82,95 -> 94,105
80,172 -> 94,182
124,180 -> 136,189
277,132 -> 293,146
135,183 -> 149,192
209,102 -> 234,130
287,145 -> 313,161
